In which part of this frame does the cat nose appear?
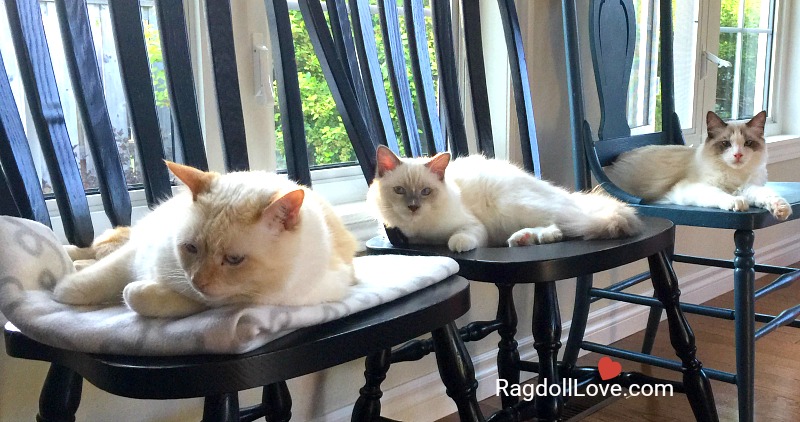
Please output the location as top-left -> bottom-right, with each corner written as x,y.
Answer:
734,152 -> 743,160
192,276 -> 209,289
408,204 -> 420,212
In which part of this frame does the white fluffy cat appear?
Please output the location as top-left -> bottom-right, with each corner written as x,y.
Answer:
367,146 -> 643,252
606,111 -> 792,220
54,162 -> 357,318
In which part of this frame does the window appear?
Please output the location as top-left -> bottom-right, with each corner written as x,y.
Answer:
2,0 -> 441,202
622,0 -> 794,146
715,0 -> 776,120
0,0 -> 173,195
626,0 -> 699,134
273,1 -> 439,171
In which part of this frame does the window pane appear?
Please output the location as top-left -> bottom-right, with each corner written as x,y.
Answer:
628,0 -> 697,131
744,0 -> 771,29
715,32 -> 770,120
720,0 -> 741,27
716,0 -> 773,120
626,0 -> 655,129
273,10 -> 356,172
273,2 -> 439,168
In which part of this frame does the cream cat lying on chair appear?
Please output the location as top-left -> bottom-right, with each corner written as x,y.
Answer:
55,162 -> 357,318
606,111 -> 792,220
368,146 -> 642,252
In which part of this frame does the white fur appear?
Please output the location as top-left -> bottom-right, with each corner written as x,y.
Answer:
368,154 -> 642,252
54,171 -> 356,318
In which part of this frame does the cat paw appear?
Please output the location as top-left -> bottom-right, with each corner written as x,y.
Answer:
123,281 -> 206,318
53,276 -> 96,305
768,197 -> 792,221
73,259 -> 96,271
719,196 -> 749,212
507,226 -> 564,247
448,233 -> 479,252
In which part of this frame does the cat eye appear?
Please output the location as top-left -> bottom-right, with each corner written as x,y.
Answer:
744,140 -> 754,147
420,187 -> 432,196
720,140 -> 731,148
223,255 -> 245,266
393,186 -> 406,195
183,243 -> 198,254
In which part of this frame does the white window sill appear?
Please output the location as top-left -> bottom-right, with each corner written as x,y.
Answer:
766,134 -> 800,164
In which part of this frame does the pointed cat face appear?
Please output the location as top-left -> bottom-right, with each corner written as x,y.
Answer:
166,162 -> 303,303
702,111 -> 767,170
372,146 -> 450,224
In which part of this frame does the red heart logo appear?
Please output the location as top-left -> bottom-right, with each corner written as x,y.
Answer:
598,356 -> 622,380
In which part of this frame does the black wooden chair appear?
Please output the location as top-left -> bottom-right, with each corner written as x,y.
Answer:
0,0 -> 483,420
562,1 -> 800,421
298,0 -> 718,420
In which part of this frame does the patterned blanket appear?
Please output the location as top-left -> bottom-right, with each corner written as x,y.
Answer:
0,216 -> 458,355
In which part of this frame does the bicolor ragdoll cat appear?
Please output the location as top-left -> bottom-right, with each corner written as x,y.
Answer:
54,162 -> 357,318
367,146 -> 643,252
606,111 -> 792,220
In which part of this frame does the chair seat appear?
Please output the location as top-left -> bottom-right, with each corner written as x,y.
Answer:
4,275 -> 470,400
366,216 -> 674,283
632,182 -> 800,230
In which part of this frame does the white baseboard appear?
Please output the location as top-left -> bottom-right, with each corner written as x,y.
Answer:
317,231 -> 800,421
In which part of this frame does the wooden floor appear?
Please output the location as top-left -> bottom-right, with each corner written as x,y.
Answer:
438,264 -> 800,421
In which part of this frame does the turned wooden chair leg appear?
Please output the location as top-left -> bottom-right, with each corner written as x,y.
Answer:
531,281 -> 563,422
563,274 -> 592,370
37,364 -> 82,422
733,230 -> 756,422
648,250 -> 719,422
263,381 -> 292,422
352,349 -> 391,422
432,322 -> 485,422
202,393 -> 239,422
495,283 -> 520,409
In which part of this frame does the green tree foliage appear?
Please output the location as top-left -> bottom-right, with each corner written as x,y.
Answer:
273,10 -> 357,169
143,21 -> 169,108
274,7 -> 438,169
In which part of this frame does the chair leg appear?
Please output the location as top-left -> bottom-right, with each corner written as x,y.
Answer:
495,283 -> 520,408
531,281 -> 563,422
352,349 -> 391,422
641,303 -> 663,354
431,322 -> 485,422
263,381 -> 292,422
36,364 -> 82,422
563,274 -> 592,369
202,393 -> 239,422
733,230 -> 756,422
648,250 -> 719,422
643,246 -> 676,354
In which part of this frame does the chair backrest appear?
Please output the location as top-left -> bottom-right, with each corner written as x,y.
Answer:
564,0 -> 684,204
0,0 -> 317,246
294,0 -> 541,185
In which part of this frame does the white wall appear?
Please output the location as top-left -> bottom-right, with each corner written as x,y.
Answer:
2,1 -> 799,421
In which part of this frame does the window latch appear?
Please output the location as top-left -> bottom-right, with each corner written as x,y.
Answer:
704,51 -> 732,68
700,51 -> 731,80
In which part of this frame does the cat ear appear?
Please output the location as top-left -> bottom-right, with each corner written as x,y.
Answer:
425,152 -> 451,181
706,111 -> 727,137
165,161 -> 217,200
263,189 -> 305,231
376,145 -> 403,177
746,110 -> 767,133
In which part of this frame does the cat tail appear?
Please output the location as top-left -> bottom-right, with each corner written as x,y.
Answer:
64,226 -> 132,263
559,191 -> 644,240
